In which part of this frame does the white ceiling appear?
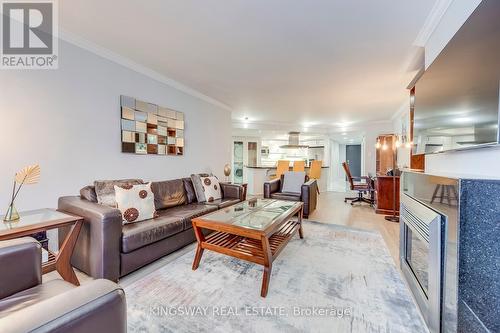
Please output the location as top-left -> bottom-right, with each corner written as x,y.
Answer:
60,0 -> 437,129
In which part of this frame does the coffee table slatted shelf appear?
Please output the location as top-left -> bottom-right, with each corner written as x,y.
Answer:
202,219 -> 300,265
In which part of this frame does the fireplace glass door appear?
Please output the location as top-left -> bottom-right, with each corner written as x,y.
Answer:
405,226 -> 430,296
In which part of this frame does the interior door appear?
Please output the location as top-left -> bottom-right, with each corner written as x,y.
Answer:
346,144 -> 361,177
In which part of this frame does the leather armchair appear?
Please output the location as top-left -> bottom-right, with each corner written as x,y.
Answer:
263,175 -> 318,218
0,238 -> 126,333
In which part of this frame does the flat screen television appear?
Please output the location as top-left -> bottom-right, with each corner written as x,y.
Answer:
413,0 -> 500,154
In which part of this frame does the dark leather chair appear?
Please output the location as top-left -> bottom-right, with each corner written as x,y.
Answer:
0,238 -> 126,333
342,162 -> 374,206
263,174 -> 318,218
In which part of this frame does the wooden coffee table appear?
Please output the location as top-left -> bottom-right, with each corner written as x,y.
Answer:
191,199 -> 304,297
0,209 -> 83,285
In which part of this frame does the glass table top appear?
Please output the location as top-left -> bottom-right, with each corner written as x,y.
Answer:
0,209 -> 77,233
201,199 -> 301,230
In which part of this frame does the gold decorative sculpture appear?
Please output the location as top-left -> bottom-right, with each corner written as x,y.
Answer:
223,164 -> 231,182
3,164 -> 40,222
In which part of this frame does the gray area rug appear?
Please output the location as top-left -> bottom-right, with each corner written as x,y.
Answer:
124,222 -> 427,333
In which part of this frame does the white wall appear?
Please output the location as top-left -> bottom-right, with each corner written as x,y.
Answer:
422,0 -> 500,177
328,141 -> 347,192
392,103 -> 412,169
0,40 -> 232,212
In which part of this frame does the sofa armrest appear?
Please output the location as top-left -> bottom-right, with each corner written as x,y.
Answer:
220,183 -> 242,200
0,279 -> 126,333
58,196 -> 122,281
264,179 -> 281,198
0,238 -> 41,299
301,179 -> 318,218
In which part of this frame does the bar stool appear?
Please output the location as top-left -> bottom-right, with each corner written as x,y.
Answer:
270,160 -> 290,180
293,160 -> 305,172
430,176 -> 458,205
309,160 -> 322,194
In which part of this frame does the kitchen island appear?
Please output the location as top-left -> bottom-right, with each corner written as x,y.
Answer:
244,165 -> 329,195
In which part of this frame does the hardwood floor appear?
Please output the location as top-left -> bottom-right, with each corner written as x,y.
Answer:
43,191 -> 400,284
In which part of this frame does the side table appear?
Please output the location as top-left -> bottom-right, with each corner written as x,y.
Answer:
0,209 -> 83,285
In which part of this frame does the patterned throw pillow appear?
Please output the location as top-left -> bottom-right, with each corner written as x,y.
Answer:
200,176 -> 222,202
114,183 -> 157,224
94,179 -> 143,207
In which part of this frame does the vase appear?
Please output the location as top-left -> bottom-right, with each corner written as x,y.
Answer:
3,204 -> 20,222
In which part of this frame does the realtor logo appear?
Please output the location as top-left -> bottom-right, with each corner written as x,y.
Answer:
1,0 -> 58,69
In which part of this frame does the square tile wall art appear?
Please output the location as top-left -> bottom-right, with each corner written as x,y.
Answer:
120,95 -> 184,156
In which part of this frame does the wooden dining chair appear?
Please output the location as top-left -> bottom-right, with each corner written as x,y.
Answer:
293,160 -> 306,172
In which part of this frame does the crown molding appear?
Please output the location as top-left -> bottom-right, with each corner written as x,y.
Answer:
413,0 -> 454,47
58,29 -> 233,112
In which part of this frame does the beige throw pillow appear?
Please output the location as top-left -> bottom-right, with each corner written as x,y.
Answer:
114,183 -> 156,224
200,176 -> 222,202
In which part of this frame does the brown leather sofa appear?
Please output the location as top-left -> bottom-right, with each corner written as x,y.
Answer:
0,238 -> 126,333
263,174 -> 318,218
58,177 -> 243,281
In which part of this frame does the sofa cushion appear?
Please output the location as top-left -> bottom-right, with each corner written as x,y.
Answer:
204,198 -> 240,209
0,280 -> 74,318
165,203 -> 218,230
182,178 -> 197,204
200,176 -> 222,202
115,183 -> 156,224
270,192 -> 301,202
79,185 -> 97,203
94,179 -> 143,207
190,174 -> 206,202
151,179 -> 187,210
121,214 -> 184,253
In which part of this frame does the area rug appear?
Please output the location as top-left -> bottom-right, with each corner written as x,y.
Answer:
123,221 -> 427,333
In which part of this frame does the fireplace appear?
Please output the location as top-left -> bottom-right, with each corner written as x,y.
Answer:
400,193 -> 445,333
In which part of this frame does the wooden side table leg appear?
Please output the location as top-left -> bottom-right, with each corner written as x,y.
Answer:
298,206 -> 304,239
55,220 -> 82,286
192,222 -> 205,270
260,236 -> 273,297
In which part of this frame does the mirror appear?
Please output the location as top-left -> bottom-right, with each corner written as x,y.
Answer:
413,0 -> 500,154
